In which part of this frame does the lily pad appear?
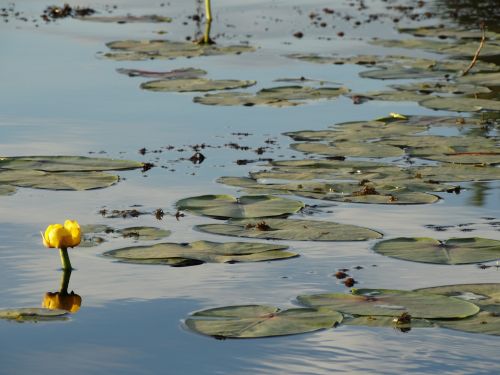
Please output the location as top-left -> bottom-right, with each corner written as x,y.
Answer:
257,86 -> 349,101
196,218 -> 382,241
116,67 -> 206,79
291,142 -> 404,158
390,82 -> 491,95
0,185 -> 16,196
0,155 -> 143,172
297,288 -> 480,319
344,315 -> 434,329
360,66 -> 447,80
141,78 -> 256,92
419,97 -> 500,112
104,39 -> 255,61
373,237 -> 500,265
457,72 -> 500,87
413,164 -> 500,182
351,91 -> 430,102
185,305 -> 343,338
417,284 -> 500,336
0,308 -> 68,321
77,14 -> 172,23
398,26 -> 500,40
194,92 -> 297,107
176,194 -> 304,219
118,226 -> 171,240
0,169 -> 118,191
103,240 -> 296,265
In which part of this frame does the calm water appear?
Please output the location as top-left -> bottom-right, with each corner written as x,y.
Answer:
1,1 -> 499,374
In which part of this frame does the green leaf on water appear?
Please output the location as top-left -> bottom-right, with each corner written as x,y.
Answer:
118,227 -> 172,241
176,194 -> 304,219
374,237 -> 500,265
0,185 -> 16,196
141,78 -> 256,92
417,284 -> 500,336
0,308 -> 68,322
297,288 -> 480,319
196,218 -> 382,241
419,97 -> 500,112
103,240 -> 296,266
291,141 -> 404,158
185,305 -> 343,338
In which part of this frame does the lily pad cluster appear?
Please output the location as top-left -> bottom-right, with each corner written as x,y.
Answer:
0,156 -> 144,196
185,285 -> 499,338
80,225 -> 171,247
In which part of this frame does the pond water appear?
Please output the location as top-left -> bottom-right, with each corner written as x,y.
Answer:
1,1 -> 499,374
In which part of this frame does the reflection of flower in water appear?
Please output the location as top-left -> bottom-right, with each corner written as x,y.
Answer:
42,269 -> 82,313
41,220 -> 81,270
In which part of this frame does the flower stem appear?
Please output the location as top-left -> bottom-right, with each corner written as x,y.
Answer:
59,247 -> 72,271
59,268 -> 72,294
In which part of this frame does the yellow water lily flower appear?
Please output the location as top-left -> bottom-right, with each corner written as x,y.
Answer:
42,291 -> 82,313
42,220 -> 81,249
41,220 -> 81,270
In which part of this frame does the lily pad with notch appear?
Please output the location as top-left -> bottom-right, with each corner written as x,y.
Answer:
196,218 -> 382,241
373,237 -> 500,265
103,240 -> 296,266
176,194 -> 304,219
185,305 -> 343,338
141,78 -> 256,92
297,288 -> 480,319
116,67 -> 206,79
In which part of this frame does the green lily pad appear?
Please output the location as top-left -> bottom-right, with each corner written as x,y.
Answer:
417,284 -> 500,336
413,164 -> 500,182
118,226 -> 171,240
0,155 -> 143,172
360,66 -> 447,80
297,288 -> 480,319
194,92 -> 297,107
419,97 -> 500,112
370,38 -> 500,57
399,26 -> 500,40
291,142 -> 404,158
373,237 -> 500,265
390,82 -> 491,95
141,78 -> 256,92
79,224 -> 113,247
344,315 -> 434,329
185,305 -> 343,338
116,67 -> 207,79
105,39 -> 255,61
0,185 -> 16,196
257,86 -> 349,101
196,218 -> 382,241
351,91 -> 430,102
457,72 -> 500,87
0,169 -> 118,191
176,194 -> 304,219
0,308 -> 68,321
104,240 -> 296,265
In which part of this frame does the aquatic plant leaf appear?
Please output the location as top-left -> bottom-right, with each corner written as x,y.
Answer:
0,308 -> 68,321
398,26 -> 500,40
118,227 -> 171,240
297,289 -> 480,319
185,305 -> 342,338
141,78 -> 256,92
457,72 -> 500,87
79,224 -> 113,247
194,92 -> 297,107
373,237 -> 500,265
419,97 -> 500,112
257,85 -> 349,100
116,67 -> 206,79
77,14 -> 172,23
360,66 -> 446,80
417,284 -> 500,336
413,164 -> 500,182
105,39 -> 255,61
0,155 -> 143,172
104,240 -> 296,265
390,82 -> 491,95
291,142 -> 404,158
351,91 -> 430,102
344,315 -> 433,329
0,169 -> 118,191
176,194 -> 304,219
196,218 -> 382,241
0,185 -> 16,196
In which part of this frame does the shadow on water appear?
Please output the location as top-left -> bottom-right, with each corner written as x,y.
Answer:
435,0 -> 500,31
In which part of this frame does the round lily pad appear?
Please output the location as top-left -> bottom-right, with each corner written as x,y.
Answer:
194,92 -> 297,107
458,72 -> 500,87
105,39 -> 255,61
196,218 -> 382,241
0,156 -> 143,172
417,284 -> 500,336
176,194 -> 304,219
291,142 -> 404,158
118,227 -> 171,240
373,237 -> 500,265
117,67 -> 207,79
0,308 -> 68,321
185,305 -> 343,338
141,78 -> 256,92
413,164 -> 500,182
360,66 -> 446,80
419,97 -> 500,112
390,82 -> 491,95
344,315 -> 434,329
257,85 -> 349,100
297,288 -> 480,319
0,169 -> 118,191
103,240 -> 296,266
